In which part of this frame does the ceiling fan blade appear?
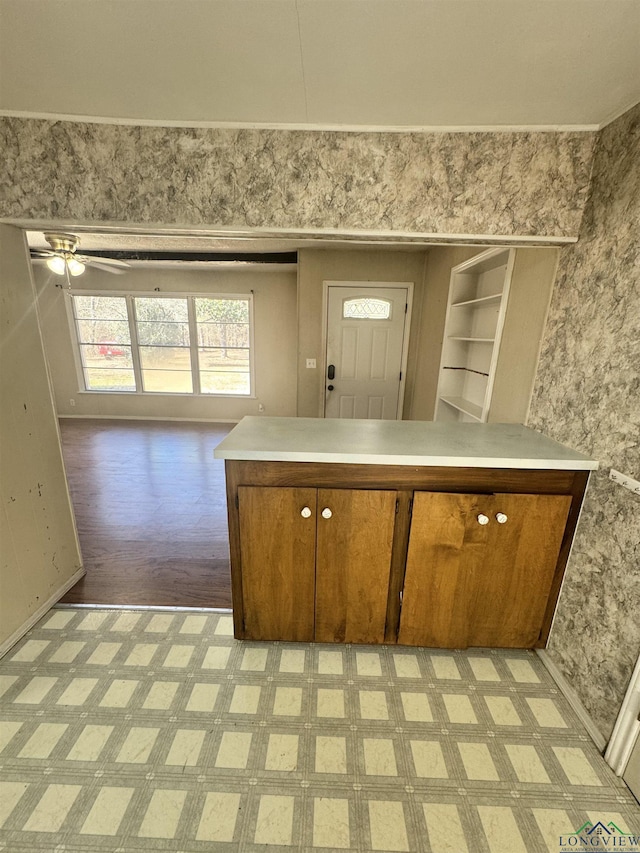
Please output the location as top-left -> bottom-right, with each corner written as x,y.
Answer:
77,254 -> 131,270
31,250 -> 56,258
86,259 -> 128,274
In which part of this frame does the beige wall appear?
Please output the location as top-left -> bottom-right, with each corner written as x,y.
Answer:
297,249 -> 427,418
0,225 -> 82,652
489,248 -> 558,423
34,264 -> 298,420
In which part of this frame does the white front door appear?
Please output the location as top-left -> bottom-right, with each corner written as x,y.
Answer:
324,285 -> 410,419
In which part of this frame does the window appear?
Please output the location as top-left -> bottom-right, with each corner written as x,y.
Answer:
70,293 -> 253,395
73,296 -> 135,391
195,298 -> 251,395
136,297 -> 193,393
343,297 -> 391,320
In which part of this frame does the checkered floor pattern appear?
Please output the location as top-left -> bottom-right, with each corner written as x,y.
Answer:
0,607 -> 638,852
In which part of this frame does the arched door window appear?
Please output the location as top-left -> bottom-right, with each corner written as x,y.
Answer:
342,298 -> 392,320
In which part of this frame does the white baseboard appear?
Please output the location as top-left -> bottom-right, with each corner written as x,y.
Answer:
58,415 -> 241,423
0,567 -> 86,659
55,603 -> 233,613
536,649 -> 607,752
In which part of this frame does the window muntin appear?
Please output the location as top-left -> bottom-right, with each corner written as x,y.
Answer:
70,293 -> 252,396
343,297 -> 392,320
72,295 -> 135,391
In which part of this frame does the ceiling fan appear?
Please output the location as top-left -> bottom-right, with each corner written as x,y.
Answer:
31,233 -> 131,276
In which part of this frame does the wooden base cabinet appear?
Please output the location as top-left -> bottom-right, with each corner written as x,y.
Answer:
237,485 -> 396,643
398,492 -> 572,648
225,461 -> 589,649
238,486 -> 316,642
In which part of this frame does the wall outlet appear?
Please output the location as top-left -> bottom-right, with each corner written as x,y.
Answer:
69,398 -> 76,407
306,358 -> 317,369
258,403 -> 265,413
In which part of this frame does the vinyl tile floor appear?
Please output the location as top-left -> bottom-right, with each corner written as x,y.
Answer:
0,607 -> 638,852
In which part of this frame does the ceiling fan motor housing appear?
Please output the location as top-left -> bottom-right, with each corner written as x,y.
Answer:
43,233 -> 80,254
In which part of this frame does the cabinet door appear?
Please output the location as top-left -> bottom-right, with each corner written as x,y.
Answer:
468,493 -> 572,647
315,489 -> 396,644
398,491 -> 572,649
238,486 -> 316,642
398,492 -> 487,647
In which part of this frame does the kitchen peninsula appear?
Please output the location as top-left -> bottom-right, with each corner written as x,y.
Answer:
214,418 -> 597,649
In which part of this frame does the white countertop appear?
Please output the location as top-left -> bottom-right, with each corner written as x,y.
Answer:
214,417 -> 598,470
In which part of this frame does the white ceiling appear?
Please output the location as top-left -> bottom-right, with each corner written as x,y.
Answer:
1,0 -> 638,130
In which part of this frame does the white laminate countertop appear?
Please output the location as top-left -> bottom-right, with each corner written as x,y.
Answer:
214,417 -> 598,470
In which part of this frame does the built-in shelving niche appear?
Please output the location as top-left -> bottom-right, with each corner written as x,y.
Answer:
435,248 -> 514,422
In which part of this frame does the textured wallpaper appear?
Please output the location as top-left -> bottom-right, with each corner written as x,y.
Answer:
528,104 -> 640,739
0,118 -> 594,239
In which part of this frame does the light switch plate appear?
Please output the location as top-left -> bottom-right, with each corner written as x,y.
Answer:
306,359 -> 316,369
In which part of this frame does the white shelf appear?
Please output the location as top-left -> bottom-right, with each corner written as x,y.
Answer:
448,336 -> 495,342
435,248 -> 515,424
439,395 -> 483,421
451,293 -> 503,308
435,246 -> 560,426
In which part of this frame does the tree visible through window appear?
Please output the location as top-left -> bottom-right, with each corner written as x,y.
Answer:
70,293 -> 252,395
73,295 -> 135,391
136,297 -> 192,393
196,298 -> 251,395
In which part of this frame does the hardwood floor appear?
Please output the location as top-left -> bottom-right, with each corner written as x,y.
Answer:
58,419 -> 233,607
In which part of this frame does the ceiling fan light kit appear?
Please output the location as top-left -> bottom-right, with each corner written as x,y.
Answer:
45,255 -> 86,276
67,258 -> 86,276
46,254 -> 67,275
34,232 -> 130,276
43,232 -> 85,276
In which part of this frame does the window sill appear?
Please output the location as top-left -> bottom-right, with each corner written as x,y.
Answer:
76,390 -> 256,400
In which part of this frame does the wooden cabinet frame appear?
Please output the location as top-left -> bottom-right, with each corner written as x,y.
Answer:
224,460 -> 590,648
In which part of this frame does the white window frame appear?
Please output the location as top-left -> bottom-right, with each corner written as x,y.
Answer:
65,290 -> 255,398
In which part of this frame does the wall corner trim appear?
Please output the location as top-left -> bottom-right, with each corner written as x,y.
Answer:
605,652 -> 640,775
536,649 -> 607,752
0,567 -> 85,660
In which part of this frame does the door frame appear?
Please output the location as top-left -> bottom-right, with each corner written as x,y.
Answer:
605,652 -> 640,775
321,280 -> 414,419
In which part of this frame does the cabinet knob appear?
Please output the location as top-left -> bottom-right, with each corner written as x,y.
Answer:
321,507 -> 332,519
477,513 -> 490,525
495,512 -> 508,524
300,506 -> 312,519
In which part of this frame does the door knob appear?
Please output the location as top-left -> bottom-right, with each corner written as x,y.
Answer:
328,364 -> 335,380
300,506 -> 312,518
327,385 -> 334,391
321,508 -> 332,519
477,513 -> 490,525
495,512 -> 508,524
